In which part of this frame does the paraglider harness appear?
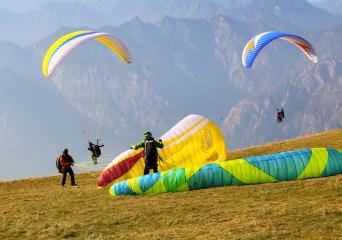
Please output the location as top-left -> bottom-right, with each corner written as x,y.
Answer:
144,138 -> 165,168
276,108 -> 285,124
144,139 -> 158,168
276,113 -> 282,123
56,154 -> 74,173
276,109 -> 282,124
56,157 -> 62,173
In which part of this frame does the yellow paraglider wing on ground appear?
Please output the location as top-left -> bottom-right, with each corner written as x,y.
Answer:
98,114 -> 227,187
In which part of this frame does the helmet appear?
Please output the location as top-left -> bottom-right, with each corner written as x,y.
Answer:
144,131 -> 152,136
63,148 -> 68,154
144,131 -> 152,139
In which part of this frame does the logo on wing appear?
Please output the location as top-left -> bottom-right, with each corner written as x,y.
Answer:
200,128 -> 213,153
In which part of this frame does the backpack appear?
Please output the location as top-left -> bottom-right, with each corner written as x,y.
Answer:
56,156 -> 62,173
93,145 -> 102,157
144,140 -> 158,167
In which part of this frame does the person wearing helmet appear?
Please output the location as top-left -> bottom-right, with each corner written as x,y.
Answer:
88,140 -> 104,164
57,148 -> 76,186
130,131 -> 164,175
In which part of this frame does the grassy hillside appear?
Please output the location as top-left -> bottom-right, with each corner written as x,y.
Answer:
227,129 -> 342,159
0,129 -> 341,239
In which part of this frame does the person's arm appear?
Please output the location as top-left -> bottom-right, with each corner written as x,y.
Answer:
154,139 -> 164,149
131,140 -> 145,150
69,155 -> 75,164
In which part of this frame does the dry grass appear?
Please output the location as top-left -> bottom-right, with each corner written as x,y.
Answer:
227,129 -> 342,159
0,129 -> 341,240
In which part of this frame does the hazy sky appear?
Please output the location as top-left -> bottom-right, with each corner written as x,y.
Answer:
0,0 -> 341,180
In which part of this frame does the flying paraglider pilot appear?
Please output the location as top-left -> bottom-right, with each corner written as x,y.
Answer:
57,149 -> 76,186
88,140 -> 104,164
130,131 -> 164,175
276,108 -> 283,124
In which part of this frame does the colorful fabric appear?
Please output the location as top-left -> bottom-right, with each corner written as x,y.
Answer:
98,114 -> 228,186
242,31 -> 317,68
42,30 -> 131,77
109,148 -> 342,196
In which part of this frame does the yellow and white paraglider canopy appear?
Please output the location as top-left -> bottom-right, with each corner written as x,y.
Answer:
98,114 -> 228,187
42,30 -> 131,77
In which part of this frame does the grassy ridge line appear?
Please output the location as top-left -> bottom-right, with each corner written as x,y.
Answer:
3,129 -> 341,184
227,129 -> 342,159
0,129 -> 341,239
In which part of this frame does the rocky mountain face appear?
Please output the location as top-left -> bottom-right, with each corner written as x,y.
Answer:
36,14 -> 342,150
222,24 -> 342,148
0,2 -> 110,46
0,0 -> 341,178
0,0 -> 229,46
309,0 -> 342,15
223,58 -> 342,148
226,0 -> 341,30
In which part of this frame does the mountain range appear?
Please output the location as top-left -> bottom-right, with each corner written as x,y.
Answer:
0,0 -> 341,179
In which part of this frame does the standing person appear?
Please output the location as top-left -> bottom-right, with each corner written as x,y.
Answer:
57,149 -> 76,186
130,131 -> 164,175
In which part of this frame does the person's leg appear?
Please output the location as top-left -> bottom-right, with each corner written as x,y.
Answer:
153,165 -> 158,173
69,168 -> 76,185
144,166 -> 149,175
92,154 -> 97,164
61,170 -> 67,186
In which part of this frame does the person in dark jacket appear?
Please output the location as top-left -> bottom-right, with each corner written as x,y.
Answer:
57,149 -> 76,186
88,140 -> 104,164
130,131 -> 164,175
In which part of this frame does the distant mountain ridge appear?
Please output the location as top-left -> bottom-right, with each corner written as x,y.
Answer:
223,57 -> 342,148
309,0 -> 342,15
0,0 -> 341,178
1,0 -> 341,46
35,14 -> 342,149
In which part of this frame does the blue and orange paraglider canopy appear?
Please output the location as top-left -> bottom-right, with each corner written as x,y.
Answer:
242,31 -> 317,68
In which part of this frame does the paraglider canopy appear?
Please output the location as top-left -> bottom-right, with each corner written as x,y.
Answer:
242,31 -> 317,68
98,114 -> 228,187
42,30 -> 132,77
